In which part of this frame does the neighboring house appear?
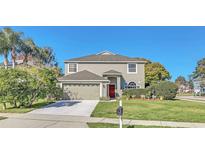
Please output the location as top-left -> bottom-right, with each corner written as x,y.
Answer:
58,51 -> 146,100
193,78 -> 205,95
15,54 -> 35,66
177,84 -> 193,93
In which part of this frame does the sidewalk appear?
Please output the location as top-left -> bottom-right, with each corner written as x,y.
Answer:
0,113 -> 23,118
0,113 -> 205,128
176,96 -> 205,104
95,117 -> 205,128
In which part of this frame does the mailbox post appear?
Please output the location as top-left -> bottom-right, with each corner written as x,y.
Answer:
116,100 -> 123,128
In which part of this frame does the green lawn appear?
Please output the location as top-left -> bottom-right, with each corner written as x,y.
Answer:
91,99 -> 205,123
0,99 -> 54,113
87,123 -> 172,128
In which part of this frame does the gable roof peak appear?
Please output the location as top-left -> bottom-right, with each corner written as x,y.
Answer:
96,50 -> 116,55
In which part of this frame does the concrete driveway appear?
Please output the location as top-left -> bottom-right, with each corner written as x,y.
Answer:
29,100 -> 99,117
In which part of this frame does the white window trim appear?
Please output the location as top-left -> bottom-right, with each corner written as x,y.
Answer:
127,63 -> 138,74
68,63 -> 78,73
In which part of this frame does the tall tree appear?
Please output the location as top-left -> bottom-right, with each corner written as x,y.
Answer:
188,79 -> 194,90
175,76 -> 187,86
191,58 -> 205,79
145,62 -> 171,86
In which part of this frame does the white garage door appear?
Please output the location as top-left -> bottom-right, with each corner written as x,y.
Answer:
63,84 -> 100,100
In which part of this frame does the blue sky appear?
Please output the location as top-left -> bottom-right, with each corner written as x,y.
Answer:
0,26 -> 204,80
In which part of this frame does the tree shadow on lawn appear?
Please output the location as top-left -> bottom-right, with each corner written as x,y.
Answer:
31,100 -> 55,109
0,100 -> 81,112
39,100 -> 81,109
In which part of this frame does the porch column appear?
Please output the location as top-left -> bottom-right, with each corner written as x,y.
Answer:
117,76 -> 121,97
100,83 -> 103,97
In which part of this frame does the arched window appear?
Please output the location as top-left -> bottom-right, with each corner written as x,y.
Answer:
128,82 -> 137,89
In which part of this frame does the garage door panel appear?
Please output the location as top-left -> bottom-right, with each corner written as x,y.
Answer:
63,84 -> 100,100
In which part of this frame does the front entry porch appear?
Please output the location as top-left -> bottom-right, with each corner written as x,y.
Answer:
109,84 -> 115,98
103,70 -> 123,99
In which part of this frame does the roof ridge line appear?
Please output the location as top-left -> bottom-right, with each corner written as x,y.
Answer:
96,50 -> 116,55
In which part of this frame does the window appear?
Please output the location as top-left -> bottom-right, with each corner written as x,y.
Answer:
128,82 -> 137,89
128,63 -> 137,73
68,63 -> 78,73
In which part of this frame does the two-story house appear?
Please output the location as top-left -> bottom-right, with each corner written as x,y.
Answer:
58,51 -> 146,100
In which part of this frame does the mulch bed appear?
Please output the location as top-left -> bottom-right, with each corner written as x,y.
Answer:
128,98 -> 161,101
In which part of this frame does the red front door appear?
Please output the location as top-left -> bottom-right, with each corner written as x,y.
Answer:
109,85 -> 115,98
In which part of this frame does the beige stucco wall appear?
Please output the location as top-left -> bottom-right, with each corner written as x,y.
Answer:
63,83 -> 100,100
102,83 -> 108,97
65,63 -> 145,88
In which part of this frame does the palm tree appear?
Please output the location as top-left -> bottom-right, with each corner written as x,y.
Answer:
37,47 -> 57,67
1,27 -> 57,69
19,39 -> 57,67
7,28 -> 22,68
19,38 -> 37,65
0,28 -> 22,68
8,29 -> 22,68
0,31 -> 9,69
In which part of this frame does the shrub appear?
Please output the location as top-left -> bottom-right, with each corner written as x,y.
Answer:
0,67 -> 63,109
149,81 -> 178,100
123,89 -> 147,98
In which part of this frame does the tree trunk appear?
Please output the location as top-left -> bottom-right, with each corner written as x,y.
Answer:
2,103 -> 6,110
23,54 -> 28,65
13,100 -> 17,108
3,50 -> 8,69
11,47 -> 16,69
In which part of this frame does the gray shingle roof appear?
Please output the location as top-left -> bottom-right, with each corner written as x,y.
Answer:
58,70 -> 108,81
65,51 -> 147,63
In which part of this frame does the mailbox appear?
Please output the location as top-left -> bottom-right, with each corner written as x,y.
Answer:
116,106 -> 123,116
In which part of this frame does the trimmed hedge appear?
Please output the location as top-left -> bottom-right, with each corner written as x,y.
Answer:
123,89 -> 147,98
